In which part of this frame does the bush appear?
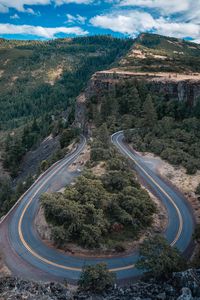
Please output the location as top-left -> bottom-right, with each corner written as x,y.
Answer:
185,160 -> 197,175
42,169 -> 155,249
193,224 -> 200,242
60,128 -> 79,148
90,148 -> 110,162
195,183 -> 200,195
40,160 -> 49,171
192,225 -> 200,267
78,263 -> 116,293
136,235 -> 186,279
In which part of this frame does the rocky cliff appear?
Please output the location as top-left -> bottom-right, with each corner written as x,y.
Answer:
86,70 -> 200,106
74,69 -> 200,131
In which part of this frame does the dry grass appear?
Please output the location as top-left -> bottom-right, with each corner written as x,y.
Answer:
91,161 -> 106,177
98,69 -> 200,82
47,67 -> 63,85
141,151 -> 200,224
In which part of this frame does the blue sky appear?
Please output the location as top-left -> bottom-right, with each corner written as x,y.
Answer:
0,0 -> 199,42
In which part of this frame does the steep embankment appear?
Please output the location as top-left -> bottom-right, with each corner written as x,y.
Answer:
75,33 -> 200,122
0,36 -> 132,130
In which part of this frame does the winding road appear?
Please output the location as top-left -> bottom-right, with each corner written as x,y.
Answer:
0,132 -> 195,282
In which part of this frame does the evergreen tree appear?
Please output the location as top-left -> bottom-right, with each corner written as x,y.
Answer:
127,87 -> 141,116
142,94 -> 157,128
98,123 -> 109,148
136,235 -> 186,279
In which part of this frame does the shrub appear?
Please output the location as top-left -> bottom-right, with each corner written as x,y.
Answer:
195,183 -> 200,195
185,160 -> 197,175
78,263 -> 116,293
60,128 -> 79,148
136,235 -> 186,279
90,148 -> 110,162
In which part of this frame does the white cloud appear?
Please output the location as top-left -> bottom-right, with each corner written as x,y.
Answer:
10,13 -> 20,19
55,0 -> 93,4
0,23 -> 88,38
91,11 -> 155,36
0,0 -> 50,13
177,2 -> 200,25
155,17 -> 200,40
117,0 -> 190,14
0,0 -> 94,13
66,13 -> 86,24
23,7 -> 41,16
91,10 -> 200,42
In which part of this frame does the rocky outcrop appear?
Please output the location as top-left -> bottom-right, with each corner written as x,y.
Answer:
74,93 -> 87,131
0,269 -> 200,300
0,277 -> 71,300
85,71 -> 200,107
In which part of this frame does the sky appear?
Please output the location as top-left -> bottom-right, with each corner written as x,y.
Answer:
0,0 -> 199,42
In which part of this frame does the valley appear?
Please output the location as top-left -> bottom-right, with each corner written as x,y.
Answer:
0,33 -> 200,298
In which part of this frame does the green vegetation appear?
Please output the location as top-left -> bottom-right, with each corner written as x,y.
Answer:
192,225 -> 200,267
195,183 -> 200,195
87,80 -> 200,174
136,235 -> 186,279
120,33 -> 200,73
78,263 -> 115,293
41,125 -> 156,250
60,128 -> 80,148
0,124 -> 80,217
193,224 -> 200,242
3,118 -> 51,176
0,36 -> 132,130
0,35 -> 132,212
0,174 -> 34,218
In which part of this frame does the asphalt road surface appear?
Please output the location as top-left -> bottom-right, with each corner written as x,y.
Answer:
0,132 -> 194,282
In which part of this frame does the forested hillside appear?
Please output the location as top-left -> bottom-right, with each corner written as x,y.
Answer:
0,36 -> 132,129
0,36 -> 132,218
87,79 -> 200,174
0,36 -> 132,172
119,33 -> 200,73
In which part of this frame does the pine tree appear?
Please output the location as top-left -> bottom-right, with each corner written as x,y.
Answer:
98,123 -> 109,148
142,94 -> 157,127
127,87 -> 141,116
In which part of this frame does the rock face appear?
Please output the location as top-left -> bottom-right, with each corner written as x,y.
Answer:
0,277 -> 71,300
85,71 -> 200,107
74,93 -> 87,131
173,269 -> 200,297
0,269 -> 200,300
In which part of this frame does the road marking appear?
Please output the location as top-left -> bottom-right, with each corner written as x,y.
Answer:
16,131 -> 183,275
111,131 -> 183,247
0,142 -> 80,225
18,136 -> 136,273
18,139 -> 87,272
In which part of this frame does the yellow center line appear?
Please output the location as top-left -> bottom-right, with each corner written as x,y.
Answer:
114,132 -> 183,247
17,132 -> 183,274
